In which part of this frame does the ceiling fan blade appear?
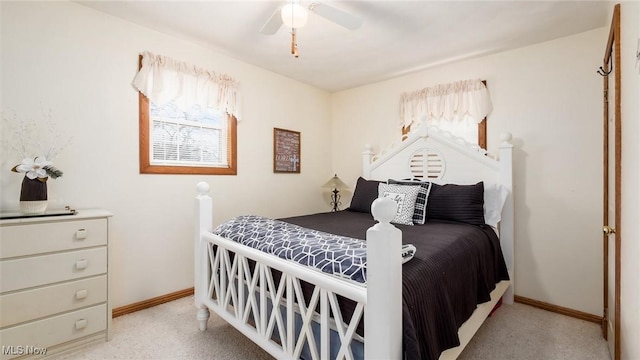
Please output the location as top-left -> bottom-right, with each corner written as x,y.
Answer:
309,1 -> 362,30
259,7 -> 283,35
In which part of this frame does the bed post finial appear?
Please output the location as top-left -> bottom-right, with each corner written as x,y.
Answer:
365,197 -> 402,360
196,181 -> 210,194
371,197 -> 397,226
195,182 -> 212,330
500,132 -> 513,146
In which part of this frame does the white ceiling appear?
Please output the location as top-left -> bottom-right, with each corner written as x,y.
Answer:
77,1 -> 611,92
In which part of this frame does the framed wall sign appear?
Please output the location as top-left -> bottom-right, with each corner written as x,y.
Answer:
273,128 -> 301,173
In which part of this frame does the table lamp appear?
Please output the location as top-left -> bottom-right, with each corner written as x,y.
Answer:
322,174 -> 350,212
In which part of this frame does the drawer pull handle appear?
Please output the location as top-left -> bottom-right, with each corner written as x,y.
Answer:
75,319 -> 88,330
76,229 -> 87,240
75,259 -> 88,270
75,289 -> 88,300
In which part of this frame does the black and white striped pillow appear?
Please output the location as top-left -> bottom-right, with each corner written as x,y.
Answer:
388,179 -> 432,225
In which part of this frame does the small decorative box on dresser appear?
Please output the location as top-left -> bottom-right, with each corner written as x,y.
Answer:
0,209 -> 112,359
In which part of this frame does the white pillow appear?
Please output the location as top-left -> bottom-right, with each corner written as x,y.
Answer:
378,183 -> 421,225
483,183 -> 509,228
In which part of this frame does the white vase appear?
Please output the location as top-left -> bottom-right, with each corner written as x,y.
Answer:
20,200 -> 48,215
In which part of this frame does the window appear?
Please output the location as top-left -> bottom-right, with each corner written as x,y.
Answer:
400,79 -> 490,150
139,93 -> 237,175
134,52 -> 239,175
403,118 -> 486,150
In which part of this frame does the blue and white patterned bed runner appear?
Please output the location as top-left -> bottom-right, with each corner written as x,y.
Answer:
213,215 -> 416,285
214,215 -> 368,284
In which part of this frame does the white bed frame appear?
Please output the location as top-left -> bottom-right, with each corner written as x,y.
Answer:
194,120 -> 514,360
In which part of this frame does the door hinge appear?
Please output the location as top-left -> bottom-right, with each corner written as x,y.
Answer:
604,307 -> 608,321
604,89 -> 609,102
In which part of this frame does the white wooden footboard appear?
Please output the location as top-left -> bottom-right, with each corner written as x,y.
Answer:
195,182 -> 402,360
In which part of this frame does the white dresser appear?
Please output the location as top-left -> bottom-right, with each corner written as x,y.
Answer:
0,209 -> 112,359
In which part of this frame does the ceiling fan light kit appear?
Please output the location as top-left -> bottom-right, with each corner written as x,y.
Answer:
260,0 -> 362,59
281,1 -> 306,58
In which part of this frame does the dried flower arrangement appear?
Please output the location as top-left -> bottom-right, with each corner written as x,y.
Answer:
3,108 -> 71,182
2,107 -> 72,213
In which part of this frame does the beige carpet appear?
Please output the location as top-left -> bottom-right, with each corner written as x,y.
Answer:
457,301 -> 610,360
54,296 -> 610,360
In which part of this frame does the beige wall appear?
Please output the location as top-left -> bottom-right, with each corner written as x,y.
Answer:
0,1 -> 333,307
331,28 -> 607,316
618,1 -> 640,358
2,2 -> 635,342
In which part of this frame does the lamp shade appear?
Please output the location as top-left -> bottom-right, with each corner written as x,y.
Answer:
322,174 -> 350,190
281,3 -> 308,28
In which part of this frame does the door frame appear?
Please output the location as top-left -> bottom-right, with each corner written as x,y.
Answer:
601,4 -> 621,360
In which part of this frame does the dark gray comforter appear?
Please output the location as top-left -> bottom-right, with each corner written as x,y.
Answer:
280,210 -> 509,360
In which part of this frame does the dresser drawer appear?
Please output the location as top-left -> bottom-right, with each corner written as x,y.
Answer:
0,219 -> 107,259
0,275 -> 107,328
0,304 -> 107,360
0,247 -> 107,293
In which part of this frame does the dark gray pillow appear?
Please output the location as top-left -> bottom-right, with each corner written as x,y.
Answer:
348,177 -> 382,214
427,182 -> 485,226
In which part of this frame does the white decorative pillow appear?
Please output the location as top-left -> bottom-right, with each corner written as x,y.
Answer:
388,179 -> 432,224
378,183 -> 421,225
483,183 -> 509,228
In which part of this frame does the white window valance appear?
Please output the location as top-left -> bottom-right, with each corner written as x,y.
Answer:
399,79 -> 492,129
132,51 -> 240,120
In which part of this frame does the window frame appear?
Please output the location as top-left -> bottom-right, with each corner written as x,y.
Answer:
137,56 -> 237,175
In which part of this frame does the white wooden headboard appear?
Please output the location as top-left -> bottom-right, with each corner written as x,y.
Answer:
361,120 -> 515,304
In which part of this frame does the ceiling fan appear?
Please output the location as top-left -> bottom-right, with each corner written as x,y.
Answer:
260,1 -> 362,58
